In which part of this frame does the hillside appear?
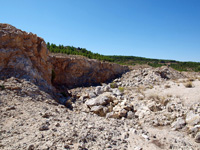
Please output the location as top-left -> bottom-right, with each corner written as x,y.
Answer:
47,43 -> 200,72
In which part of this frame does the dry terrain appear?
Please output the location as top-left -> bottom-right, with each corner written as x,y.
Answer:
0,23 -> 200,150
0,67 -> 200,150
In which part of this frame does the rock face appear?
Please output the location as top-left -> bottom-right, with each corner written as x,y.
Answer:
0,23 -> 129,91
50,54 -> 129,88
0,23 -> 53,91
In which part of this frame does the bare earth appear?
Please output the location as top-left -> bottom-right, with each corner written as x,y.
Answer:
0,67 -> 200,150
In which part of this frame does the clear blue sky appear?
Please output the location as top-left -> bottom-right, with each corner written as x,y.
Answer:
1,0 -> 200,62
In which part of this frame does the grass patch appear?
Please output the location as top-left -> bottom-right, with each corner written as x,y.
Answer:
118,86 -> 125,93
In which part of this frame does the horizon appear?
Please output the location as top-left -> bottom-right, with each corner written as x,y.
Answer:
1,0 -> 200,62
47,42 -> 199,63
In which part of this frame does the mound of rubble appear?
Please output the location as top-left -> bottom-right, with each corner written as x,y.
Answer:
69,67 -> 200,149
1,71 -> 200,150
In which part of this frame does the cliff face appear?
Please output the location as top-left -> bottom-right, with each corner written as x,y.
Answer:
0,23 -> 53,90
50,54 -> 129,88
0,23 -> 129,91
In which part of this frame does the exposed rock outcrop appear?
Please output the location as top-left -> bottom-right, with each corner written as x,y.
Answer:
0,23 -> 129,92
0,23 -> 53,91
50,54 -> 129,89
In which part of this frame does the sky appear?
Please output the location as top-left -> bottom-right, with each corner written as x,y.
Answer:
1,0 -> 200,62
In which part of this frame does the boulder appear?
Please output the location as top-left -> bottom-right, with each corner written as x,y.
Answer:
95,86 -> 103,95
106,112 -> 120,119
90,105 -> 106,116
88,92 -> 97,99
171,117 -> 186,130
85,92 -> 113,107
127,111 -> 135,119
135,106 -> 151,119
0,24 -> 53,91
112,88 -> 122,96
186,111 -> 200,126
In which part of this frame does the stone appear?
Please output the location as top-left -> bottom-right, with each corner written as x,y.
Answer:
0,23 -> 53,91
189,125 -> 200,135
171,117 -> 186,130
135,106 -> 150,119
95,86 -> 102,95
39,125 -> 49,131
64,144 -> 70,149
119,109 -> 127,117
90,105 -> 105,116
106,112 -> 120,119
104,85 -> 110,92
147,101 -> 161,112
85,92 -> 112,107
127,111 -> 134,119
186,111 -> 200,126
28,145 -> 34,150
195,132 -> 200,143
112,88 -> 122,96
88,92 -> 96,99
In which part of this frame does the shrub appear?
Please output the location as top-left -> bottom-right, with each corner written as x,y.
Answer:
188,78 -> 195,82
118,86 -> 124,93
0,85 -> 5,90
149,85 -> 154,89
165,84 -> 171,89
110,82 -> 118,88
184,82 -> 193,88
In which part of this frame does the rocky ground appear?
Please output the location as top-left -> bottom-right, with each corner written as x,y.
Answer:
0,66 -> 200,150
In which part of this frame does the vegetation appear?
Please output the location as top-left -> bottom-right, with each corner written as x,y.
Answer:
0,85 -> 5,90
118,86 -> 125,93
165,84 -> 171,89
184,82 -> 193,88
110,82 -> 118,89
47,42 -> 200,72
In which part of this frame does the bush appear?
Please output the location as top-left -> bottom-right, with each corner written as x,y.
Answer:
165,84 -> 171,89
110,82 -> 118,88
118,86 -> 125,93
184,82 -> 193,88
0,85 -> 5,90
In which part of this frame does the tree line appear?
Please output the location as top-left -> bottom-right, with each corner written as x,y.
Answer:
47,42 -> 200,72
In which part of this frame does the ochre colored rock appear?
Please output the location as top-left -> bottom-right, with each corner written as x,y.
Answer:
0,23 -> 52,90
0,23 -> 129,92
50,54 -> 129,88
